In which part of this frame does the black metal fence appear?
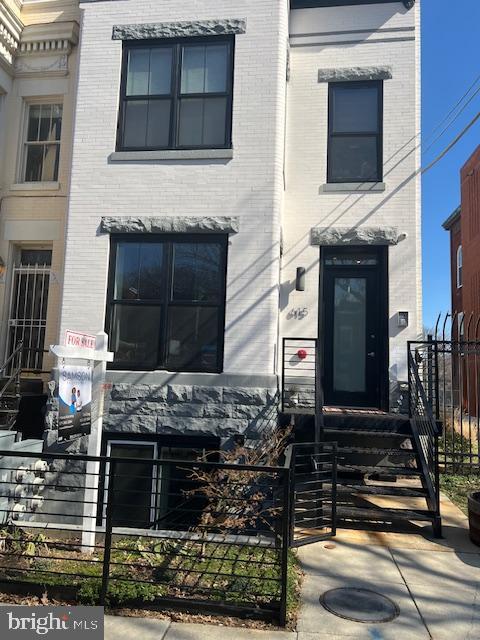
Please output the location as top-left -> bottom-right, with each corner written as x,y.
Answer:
407,348 -> 441,534
409,312 -> 480,474
0,449 -> 291,625
286,442 -> 337,547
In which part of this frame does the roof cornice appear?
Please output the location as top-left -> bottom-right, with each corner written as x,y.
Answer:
442,206 -> 461,231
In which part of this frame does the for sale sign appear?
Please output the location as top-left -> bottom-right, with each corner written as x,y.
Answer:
65,330 -> 96,350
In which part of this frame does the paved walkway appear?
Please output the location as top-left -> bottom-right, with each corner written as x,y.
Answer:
105,493 -> 480,640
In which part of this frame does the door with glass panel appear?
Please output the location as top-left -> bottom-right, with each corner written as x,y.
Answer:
7,249 -> 52,372
322,249 -> 386,408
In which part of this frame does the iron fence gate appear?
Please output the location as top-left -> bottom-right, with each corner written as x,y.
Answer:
410,312 -> 480,474
286,442 -> 337,547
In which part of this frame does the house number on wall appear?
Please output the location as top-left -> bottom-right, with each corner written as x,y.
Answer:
288,307 -> 309,320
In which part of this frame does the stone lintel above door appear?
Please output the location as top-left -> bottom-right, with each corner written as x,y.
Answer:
311,226 -> 406,246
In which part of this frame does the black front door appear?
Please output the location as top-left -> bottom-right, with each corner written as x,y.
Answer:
322,248 -> 387,408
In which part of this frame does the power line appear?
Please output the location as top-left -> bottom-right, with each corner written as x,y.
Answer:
421,110 -> 480,175
423,83 -> 480,155
422,73 -> 480,149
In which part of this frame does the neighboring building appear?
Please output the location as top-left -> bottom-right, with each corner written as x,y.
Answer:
443,146 -> 480,416
0,0 -> 79,433
51,0 -> 422,468
443,145 -> 480,327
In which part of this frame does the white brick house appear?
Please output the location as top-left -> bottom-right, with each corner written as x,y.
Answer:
57,0 -> 421,457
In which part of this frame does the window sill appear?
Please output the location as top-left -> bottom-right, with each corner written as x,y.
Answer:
321,182 -> 386,193
10,182 -> 60,192
109,149 -> 234,162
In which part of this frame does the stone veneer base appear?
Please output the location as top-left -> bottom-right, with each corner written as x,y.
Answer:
104,382 -> 280,441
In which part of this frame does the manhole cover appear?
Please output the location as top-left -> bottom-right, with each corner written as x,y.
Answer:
319,588 -> 400,623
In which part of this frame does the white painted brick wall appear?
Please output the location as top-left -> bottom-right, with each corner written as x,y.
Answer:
61,0 -> 421,391
281,2 -> 422,386
60,0 -> 289,377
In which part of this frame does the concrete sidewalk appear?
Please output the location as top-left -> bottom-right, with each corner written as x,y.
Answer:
105,493 -> 480,640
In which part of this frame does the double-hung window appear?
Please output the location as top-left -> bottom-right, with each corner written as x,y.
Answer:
118,37 -> 234,151
328,81 -> 383,183
22,103 -> 63,182
107,235 -> 228,372
456,245 -> 463,288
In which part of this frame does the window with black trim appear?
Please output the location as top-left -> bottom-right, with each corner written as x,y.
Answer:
327,81 -> 383,183
106,235 -> 228,372
117,37 -> 234,151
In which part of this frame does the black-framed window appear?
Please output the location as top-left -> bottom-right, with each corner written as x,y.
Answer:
327,81 -> 383,183
106,235 -> 228,372
117,37 -> 234,151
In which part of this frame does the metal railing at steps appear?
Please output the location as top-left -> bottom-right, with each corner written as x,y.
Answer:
0,341 -> 23,430
407,346 -> 442,536
281,337 -> 324,441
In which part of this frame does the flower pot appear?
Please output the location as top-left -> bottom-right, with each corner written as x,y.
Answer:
468,491 -> 480,547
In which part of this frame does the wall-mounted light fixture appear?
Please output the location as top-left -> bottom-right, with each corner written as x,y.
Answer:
296,267 -> 306,291
398,311 -> 409,328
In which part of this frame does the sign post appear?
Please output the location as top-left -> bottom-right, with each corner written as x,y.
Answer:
50,331 -> 114,553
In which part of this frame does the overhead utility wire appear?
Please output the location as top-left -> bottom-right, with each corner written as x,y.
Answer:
421,110 -> 480,175
422,72 -> 480,149
423,83 -> 480,155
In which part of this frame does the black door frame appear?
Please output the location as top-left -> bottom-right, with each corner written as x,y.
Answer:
318,245 -> 389,411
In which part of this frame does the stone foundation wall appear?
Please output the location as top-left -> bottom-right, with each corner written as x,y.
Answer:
104,383 -> 280,443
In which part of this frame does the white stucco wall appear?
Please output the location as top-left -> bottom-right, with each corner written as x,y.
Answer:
60,0 -> 289,378
282,1 -> 422,392
0,1 -> 79,368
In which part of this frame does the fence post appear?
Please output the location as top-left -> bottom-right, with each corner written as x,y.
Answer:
331,443 -> 337,537
407,343 -> 412,417
427,335 -> 434,408
100,458 -> 116,606
433,339 -> 440,420
279,466 -> 291,627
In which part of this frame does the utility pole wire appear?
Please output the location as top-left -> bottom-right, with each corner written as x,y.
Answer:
422,73 -> 480,148
423,84 -> 480,155
421,110 -> 480,175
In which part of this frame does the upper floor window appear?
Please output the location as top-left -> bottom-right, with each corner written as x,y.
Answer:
327,81 -> 383,183
23,103 -> 63,182
117,38 -> 234,151
107,235 -> 228,373
457,245 -> 463,288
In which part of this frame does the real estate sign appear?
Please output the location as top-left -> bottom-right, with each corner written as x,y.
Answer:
58,364 -> 92,436
65,330 -> 96,350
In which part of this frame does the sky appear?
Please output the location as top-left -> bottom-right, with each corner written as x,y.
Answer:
422,0 -> 480,327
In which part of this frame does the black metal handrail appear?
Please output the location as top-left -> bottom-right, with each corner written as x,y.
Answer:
407,347 -> 441,530
0,341 -> 23,430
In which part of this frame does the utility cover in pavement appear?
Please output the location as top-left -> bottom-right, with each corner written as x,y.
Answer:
319,588 -> 400,623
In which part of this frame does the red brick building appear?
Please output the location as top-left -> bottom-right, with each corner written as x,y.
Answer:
443,145 -> 480,416
443,145 -> 480,329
